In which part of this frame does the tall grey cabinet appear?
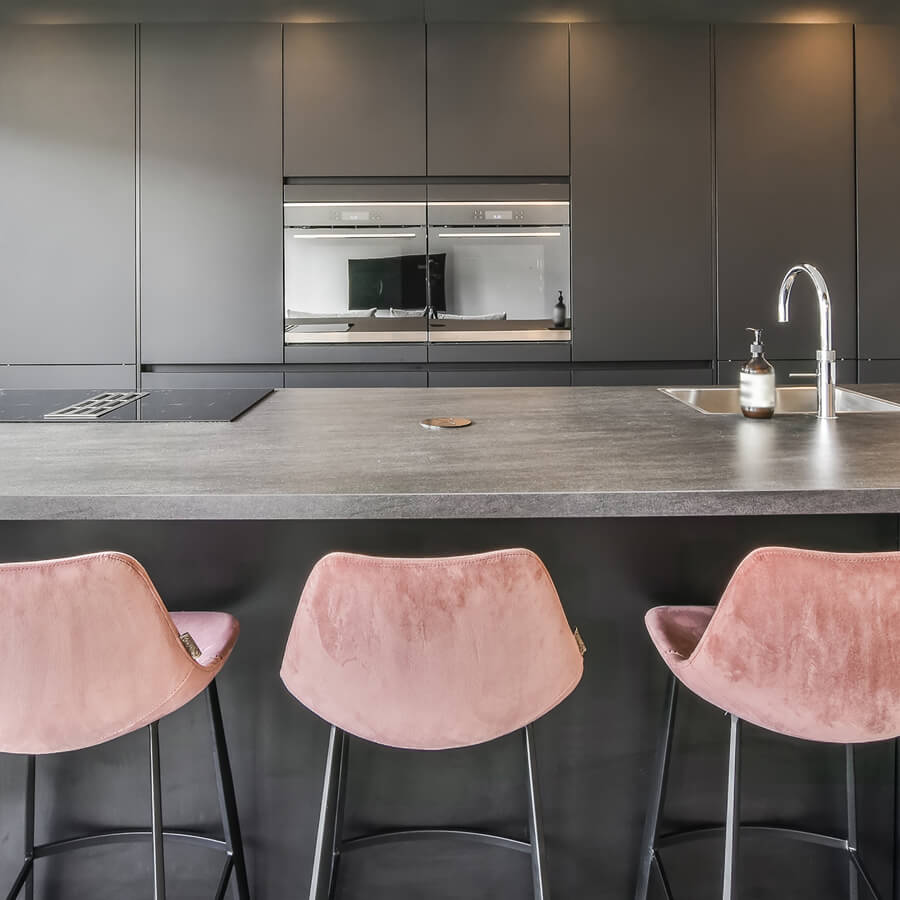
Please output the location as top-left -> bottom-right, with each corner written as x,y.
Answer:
856,25 -> 900,364
0,25 -> 136,387
715,25 -> 856,365
140,24 -> 283,366
426,24 -> 569,176
571,25 -> 713,364
283,24 -> 426,177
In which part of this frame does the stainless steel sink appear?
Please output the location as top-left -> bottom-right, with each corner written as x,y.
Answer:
660,386 -> 900,415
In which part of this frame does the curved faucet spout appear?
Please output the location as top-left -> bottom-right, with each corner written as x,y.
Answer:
777,263 -> 833,355
776,263 -> 836,419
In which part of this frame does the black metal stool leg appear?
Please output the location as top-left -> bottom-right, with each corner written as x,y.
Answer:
328,731 -> 349,899
722,715 -> 742,900
23,755 -> 34,900
207,680 -> 251,900
149,721 -> 166,900
635,674 -> 679,900
847,744 -> 859,900
524,724 -> 550,900
309,726 -> 347,900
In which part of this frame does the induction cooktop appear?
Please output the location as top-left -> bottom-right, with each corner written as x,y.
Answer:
0,388 -> 273,422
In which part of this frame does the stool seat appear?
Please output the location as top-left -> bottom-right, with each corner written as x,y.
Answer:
0,552 -> 240,755
645,547 -> 900,745
645,605 -> 714,662
170,611 -> 239,667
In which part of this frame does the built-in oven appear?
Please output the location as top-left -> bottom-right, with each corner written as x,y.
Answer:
283,183 -> 570,346
426,184 -> 570,343
283,185 -> 429,344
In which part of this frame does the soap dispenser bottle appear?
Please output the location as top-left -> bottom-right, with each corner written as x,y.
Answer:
553,290 -> 567,328
739,328 -> 776,419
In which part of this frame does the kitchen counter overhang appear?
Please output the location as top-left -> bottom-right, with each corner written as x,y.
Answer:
4,385 -> 900,520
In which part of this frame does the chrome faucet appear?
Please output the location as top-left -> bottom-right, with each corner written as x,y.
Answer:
776,264 -> 836,419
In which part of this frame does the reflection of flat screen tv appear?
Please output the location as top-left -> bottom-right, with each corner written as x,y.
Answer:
348,254 -> 445,312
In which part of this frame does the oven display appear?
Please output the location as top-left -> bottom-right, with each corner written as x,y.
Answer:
484,210 -> 513,221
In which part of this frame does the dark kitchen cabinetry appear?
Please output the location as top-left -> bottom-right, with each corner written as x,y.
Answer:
285,368 -> 427,388
0,365 -> 136,390
716,24 -> 856,361
573,364 -> 714,386
140,24 -> 283,365
140,369 -> 284,389
856,26 -> 900,361
283,25 -> 426,177
717,359 -> 858,386
0,26 -> 136,367
570,25 -> 713,363
428,366 -> 571,387
859,360 -> 900,384
426,24 -> 569,176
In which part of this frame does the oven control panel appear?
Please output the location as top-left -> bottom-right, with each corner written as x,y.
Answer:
474,209 -> 526,222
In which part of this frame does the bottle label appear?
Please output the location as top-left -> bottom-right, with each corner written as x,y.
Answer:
739,371 -> 775,410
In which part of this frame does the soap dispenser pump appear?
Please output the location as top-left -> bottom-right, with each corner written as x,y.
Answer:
740,327 -> 776,419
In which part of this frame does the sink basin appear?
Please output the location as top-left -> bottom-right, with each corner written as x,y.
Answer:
660,386 -> 900,415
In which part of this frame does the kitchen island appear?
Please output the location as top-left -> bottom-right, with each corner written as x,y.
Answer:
1,386 -> 899,900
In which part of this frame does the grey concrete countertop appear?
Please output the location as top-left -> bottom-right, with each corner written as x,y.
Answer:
3,385 -> 900,520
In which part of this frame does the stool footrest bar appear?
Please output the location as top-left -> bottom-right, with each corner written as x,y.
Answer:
657,824 -> 847,852
33,830 -> 227,859
341,827 -> 532,855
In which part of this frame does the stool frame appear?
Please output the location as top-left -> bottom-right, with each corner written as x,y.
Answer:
309,723 -> 550,900
635,673 -> 882,900
3,680 -> 249,900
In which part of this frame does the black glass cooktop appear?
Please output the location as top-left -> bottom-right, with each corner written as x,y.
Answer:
0,389 -> 273,422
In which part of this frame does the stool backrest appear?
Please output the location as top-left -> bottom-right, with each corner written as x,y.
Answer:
280,549 -> 584,750
689,546 -> 900,743
0,552 -> 204,754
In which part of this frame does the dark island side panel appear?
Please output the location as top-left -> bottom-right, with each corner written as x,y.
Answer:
0,515 -> 895,900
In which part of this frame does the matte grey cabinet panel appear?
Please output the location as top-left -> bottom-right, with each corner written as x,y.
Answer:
141,370 -> 283,388
428,367 -> 571,387
859,360 -> 900,384
284,344 -> 427,365
0,365 -> 136,390
428,343 -> 571,365
285,369 -> 427,388
856,26 -> 900,360
0,26 -> 135,366
716,25 -> 856,361
140,25 -> 283,365
571,25 -> 713,362
284,24 -> 425,177
426,24 -> 569,176
717,359 -> 858,386
572,365 -> 713,386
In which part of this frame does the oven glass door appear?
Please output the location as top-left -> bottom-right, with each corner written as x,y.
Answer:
284,201 -> 428,344
426,225 -> 570,342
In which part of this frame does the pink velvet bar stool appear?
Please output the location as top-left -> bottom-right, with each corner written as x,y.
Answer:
635,546 -> 900,900
0,551 -> 249,900
280,548 -> 585,900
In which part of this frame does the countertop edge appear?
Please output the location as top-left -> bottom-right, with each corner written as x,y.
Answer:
3,489 -> 900,520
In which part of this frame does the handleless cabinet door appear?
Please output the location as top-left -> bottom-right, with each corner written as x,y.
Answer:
0,26 -> 135,366
140,25 -> 283,365
716,25 -> 855,361
284,24 -> 425,177
857,26 -> 900,360
571,25 -> 713,363
426,24 -> 569,176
